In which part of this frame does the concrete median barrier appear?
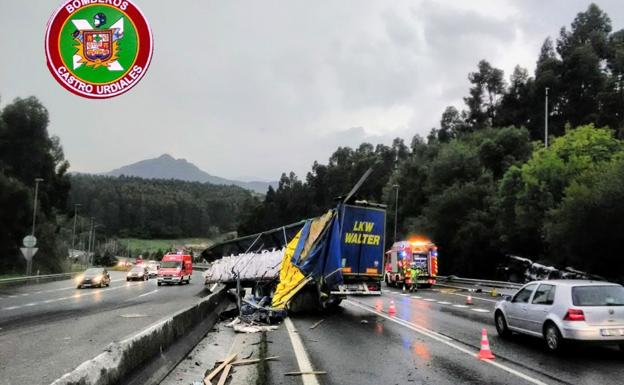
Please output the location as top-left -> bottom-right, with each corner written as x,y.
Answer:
50,286 -> 227,385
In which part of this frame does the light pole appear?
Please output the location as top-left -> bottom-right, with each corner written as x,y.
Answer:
31,178 -> 44,236
545,87 -> 549,148
393,184 -> 399,243
70,204 -> 81,259
90,223 -> 103,266
87,217 -> 94,265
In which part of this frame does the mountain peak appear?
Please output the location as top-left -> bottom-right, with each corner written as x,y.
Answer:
106,155 -> 276,194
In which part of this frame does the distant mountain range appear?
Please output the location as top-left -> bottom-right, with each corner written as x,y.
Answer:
105,154 -> 276,194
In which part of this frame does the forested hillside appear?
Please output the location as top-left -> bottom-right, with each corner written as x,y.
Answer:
69,174 -> 254,239
239,4 -> 624,280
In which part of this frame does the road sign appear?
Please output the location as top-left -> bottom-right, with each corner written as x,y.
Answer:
20,247 -> 38,262
23,235 -> 37,248
20,247 -> 38,276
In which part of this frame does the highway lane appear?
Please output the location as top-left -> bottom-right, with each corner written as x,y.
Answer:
0,270 -> 209,385
268,287 -> 624,385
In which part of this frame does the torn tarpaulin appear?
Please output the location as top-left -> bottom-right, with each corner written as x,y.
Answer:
203,249 -> 284,284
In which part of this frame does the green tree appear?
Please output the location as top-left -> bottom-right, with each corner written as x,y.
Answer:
498,124 -> 623,257
0,97 -> 71,273
546,156 -> 624,279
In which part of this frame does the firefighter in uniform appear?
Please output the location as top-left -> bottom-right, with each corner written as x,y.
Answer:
408,263 -> 421,292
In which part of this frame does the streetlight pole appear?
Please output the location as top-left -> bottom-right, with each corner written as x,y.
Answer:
70,204 -> 81,259
31,178 -> 44,236
393,184 -> 399,243
545,87 -> 549,148
87,217 -> 94,265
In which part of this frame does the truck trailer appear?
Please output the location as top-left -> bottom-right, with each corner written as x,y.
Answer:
202,200 -> 386,311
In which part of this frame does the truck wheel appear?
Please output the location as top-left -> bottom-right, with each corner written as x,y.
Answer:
157,281 -> 161,286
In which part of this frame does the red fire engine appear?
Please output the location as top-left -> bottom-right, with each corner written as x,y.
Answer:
384,238 -> 438,289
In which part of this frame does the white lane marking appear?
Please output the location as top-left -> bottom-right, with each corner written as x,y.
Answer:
423,298 -> 436,302
437,301 -> 452,305
400,293 -> 408,296
0,283 -> 142,311
453,304 -> 469,308
472,308 -> 490,313
346,300 -> 549,385
412,295 -> 422,299
137,289 -> 158,298
449,292 -> 499,303
284,317 -> 320,385
210,283 -> 218,292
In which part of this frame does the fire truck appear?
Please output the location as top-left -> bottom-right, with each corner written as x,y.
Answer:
384,239 -> 438,289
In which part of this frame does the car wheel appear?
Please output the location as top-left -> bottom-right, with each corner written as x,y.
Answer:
544,323 -> 564,352
76,284 -> 82,289
495,311 -> 511,338
157,281 -> 161,286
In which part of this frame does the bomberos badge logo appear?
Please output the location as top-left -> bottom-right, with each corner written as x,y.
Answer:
45,0 -> 153,99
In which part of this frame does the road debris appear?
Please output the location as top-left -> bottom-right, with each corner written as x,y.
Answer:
229,356 -> 279,366
204,353 -> 237,385
216,364 -> 231,385
309,319 -> 325,329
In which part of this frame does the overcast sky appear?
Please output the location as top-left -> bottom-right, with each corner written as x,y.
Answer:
1,1 -> 624,181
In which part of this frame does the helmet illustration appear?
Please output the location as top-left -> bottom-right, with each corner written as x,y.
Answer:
94,13 -> 106,28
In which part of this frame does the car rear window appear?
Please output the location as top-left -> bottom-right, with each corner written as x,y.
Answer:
572,285 -> 624,306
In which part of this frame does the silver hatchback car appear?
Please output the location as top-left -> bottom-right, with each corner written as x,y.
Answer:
494,280 -> 624,352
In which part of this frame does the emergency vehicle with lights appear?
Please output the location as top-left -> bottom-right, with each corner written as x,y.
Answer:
384,239 -> 438,288
157,252 -> 193,285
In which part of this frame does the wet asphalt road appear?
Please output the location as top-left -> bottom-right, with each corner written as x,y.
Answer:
0,270 -> 208,385
267,286 -> 624,385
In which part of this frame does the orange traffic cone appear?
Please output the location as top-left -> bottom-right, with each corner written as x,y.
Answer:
466,295 -> 473,305
477,328 -> 495,360
388,300 -> 396,315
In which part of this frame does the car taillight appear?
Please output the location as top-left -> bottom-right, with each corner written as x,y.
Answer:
564,309 -> 585,321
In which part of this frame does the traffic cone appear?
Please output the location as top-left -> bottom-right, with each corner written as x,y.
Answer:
477,328 -> 495,360
466,295 -> 473,305
388,300 -> 396,315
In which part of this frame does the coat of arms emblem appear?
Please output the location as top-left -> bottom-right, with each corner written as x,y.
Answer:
45,0 -> 153,98
83,30 -> 113,62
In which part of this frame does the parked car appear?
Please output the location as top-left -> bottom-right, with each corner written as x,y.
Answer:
494,280 -> 624,352
76,267 -> 111,288
127,266 -> 149,281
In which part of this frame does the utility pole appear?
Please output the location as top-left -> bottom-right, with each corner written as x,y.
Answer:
393,184 -> 399,243
31,178 -> 44,236
545,87 -> 549,148
87,217 -> 94,265
70,204 -> 81,259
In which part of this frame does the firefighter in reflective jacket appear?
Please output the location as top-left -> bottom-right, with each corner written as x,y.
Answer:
408,263 -> 421,292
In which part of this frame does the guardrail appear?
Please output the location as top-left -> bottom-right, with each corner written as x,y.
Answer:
436,275 -> 523,290
193,263 -> 210,271
0,272 -> 80,285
